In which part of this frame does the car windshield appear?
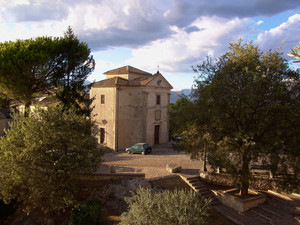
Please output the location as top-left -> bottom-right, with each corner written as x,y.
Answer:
143,144 -> 150,148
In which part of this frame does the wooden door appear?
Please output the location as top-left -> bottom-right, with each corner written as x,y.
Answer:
154,125 -> 160,145
100,128 -> 105,144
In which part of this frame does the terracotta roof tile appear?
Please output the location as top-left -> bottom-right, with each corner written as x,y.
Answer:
104,65 -> 152,76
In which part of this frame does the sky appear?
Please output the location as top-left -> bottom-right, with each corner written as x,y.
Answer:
0,0 -> 299,90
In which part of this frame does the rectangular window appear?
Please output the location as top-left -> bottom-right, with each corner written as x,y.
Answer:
100,128 -> 105,144
156,95 -> 161,105
101,95 -> 105,104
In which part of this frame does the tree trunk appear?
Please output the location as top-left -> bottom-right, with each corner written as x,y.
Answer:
240,152 -> 250,197
24,102 -> 30,117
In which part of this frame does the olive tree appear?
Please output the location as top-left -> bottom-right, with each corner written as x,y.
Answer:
0,106 -> 104,214
120,188 -> 211,225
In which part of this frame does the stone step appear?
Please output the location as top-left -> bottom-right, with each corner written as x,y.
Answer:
187,177 -> 200,182
213,204 -> 262,225
200,192 -> 215,199
186,176 -> 200,181
250,208 -> 276,224
265,197 -> 300,218
193,185 -> 207,190
250,207 -> 299,225
258,202 -> 297,221
198,190 -> 211,195
209,199 -> 220,206
190,180 -> 205,185
190,181 -> 203,187
240,210 -> 269,224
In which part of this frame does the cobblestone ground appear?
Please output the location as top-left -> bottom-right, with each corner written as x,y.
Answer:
97,143 -> 205,179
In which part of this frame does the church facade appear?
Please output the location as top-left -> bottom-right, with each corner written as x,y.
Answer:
90,65 -> 173,151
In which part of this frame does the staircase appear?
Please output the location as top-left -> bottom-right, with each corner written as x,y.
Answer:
179,174 -> 300,225
179,175 -> 219,206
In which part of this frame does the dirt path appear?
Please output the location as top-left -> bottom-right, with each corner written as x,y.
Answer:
97,143 -> 205,179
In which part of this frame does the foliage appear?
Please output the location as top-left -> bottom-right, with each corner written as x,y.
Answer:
0,106 -> 104,214
120,188 -> 211,225
0,36 -> 61,106
175,40 -> 300,196
169,96 -> 194,141
288,42 -> 300,63
0,27 -> 94,115
69,199 -> 102,225
55,26 -> 95,115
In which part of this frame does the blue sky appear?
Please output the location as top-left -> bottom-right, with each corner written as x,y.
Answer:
0,0 -> 299,90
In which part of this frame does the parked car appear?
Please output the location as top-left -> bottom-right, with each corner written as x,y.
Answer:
125,143 -> 152,155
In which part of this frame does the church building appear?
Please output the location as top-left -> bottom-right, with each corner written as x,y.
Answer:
90,65 -> 173,151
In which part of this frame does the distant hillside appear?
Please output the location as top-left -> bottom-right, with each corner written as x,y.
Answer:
170,89 -> 192,103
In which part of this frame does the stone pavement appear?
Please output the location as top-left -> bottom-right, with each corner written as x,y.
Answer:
99,144 -> 300,225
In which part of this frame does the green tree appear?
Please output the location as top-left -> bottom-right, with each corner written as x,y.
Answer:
0,27 -> 95,116
0,37 -> 61,109
288,42 -> 300,63
120,188 -> 211,225
0,106 -> 104,214
169,96 -> 194,140
177,40 -> 300,196
55,26 -> 95,115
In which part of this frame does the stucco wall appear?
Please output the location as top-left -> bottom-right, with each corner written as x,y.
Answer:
145,88 -> 170,146
90,87 -> 117,149
117,87 -> 146,149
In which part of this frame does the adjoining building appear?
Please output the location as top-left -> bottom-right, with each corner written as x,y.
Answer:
90,65 -> 173,151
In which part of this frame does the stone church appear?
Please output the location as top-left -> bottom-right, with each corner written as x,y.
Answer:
90,65 -> 173,151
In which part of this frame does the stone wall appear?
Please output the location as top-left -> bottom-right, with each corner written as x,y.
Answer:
199,171 -> 287,191
199,171 -> 236,187
213,188 -> 267,212
77,173 -> 145,181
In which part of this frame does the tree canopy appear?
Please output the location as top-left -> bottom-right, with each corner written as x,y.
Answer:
0,37 -> 60,106
55,27 -> 95,115
0,27 -> 95,115
173,40 -> 300,196
0,106 -> 103,214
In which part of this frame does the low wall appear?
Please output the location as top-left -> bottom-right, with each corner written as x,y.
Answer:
199,171 -> 236,187
149,175 -> 191,190
213,188 -> 266,212
77,173 -> 145,181
199,171 -> 288,191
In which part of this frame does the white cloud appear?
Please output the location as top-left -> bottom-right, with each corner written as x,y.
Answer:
257,20 -> 264,25
257,14 -> 300,55
1,0 -> 299,51
126,16 -> 252,72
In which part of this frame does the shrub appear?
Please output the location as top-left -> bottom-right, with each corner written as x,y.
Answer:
0,107 -> 104,214
120,188 -> 211,225
69,199 -> 102,225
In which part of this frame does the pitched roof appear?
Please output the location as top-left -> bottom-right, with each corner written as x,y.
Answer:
104,65 -> 152,76
91,76 -> 151,88
91,72 -> 173,89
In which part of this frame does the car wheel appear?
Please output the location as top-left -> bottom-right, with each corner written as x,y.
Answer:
127,151 -> 131,154
142,150 -> 146,155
